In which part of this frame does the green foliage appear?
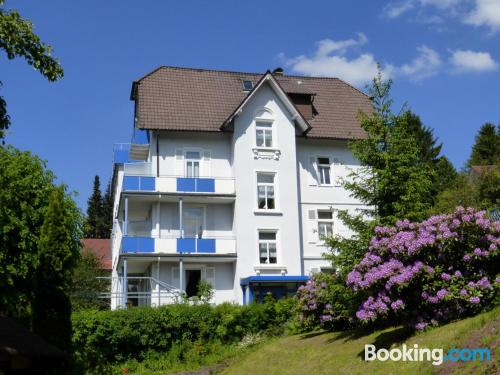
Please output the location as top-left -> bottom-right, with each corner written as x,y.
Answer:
296,273 -> 361,332
434,166 -> 500,213
196,280 -> 214,304
345,73 -> 435,224
71,250 -> 110,311
0,146 -> 55,321
109,340 -> 242,375
0,0 -> 63,138
467,123 -> 500,167
33,187 -> 81,354
84,175 -> 111,238
72,301 -> 294,373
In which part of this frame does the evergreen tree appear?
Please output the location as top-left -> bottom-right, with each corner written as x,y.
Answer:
101,180 -> 113,238
84,175 -> 104,238
344,72 -> 435,223
468,123 -> 500,167
33,186 -> 81,357
402,111 -> 457,198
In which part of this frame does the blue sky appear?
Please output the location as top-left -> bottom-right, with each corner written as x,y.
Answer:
1,0 -> 499,210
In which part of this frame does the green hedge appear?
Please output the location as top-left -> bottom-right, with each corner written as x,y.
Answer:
72,299 -> 296,372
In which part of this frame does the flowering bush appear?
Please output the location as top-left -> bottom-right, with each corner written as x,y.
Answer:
347,207 -> 500,330
296,273 -> 359,331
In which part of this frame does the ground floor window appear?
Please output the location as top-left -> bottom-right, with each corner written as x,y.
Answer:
250,282 -> 306,303
258,231 -> 277,264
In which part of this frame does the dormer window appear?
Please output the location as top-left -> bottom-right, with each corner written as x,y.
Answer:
242,80 -> 253,91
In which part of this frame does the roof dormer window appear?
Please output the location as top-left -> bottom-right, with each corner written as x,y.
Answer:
242,80 -> 253,91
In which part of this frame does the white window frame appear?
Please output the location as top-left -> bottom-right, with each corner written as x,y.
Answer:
185,150 -> 201,178
317,210 -> 334,240
255,120 -> 274,148
256,172 -> 277,210
258,230 -> 278,265
317,157 -> 332,186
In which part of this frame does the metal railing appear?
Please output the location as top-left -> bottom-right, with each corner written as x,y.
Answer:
98,276 -> 184,308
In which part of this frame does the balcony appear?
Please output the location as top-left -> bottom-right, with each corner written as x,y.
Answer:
121,167 -> 235,195
122,236 -> 155,253
121,236 -> 236,255
123,176 -> 156,191
159,176 -> 235,195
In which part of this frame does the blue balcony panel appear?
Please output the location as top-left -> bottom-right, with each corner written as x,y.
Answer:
177,238 -> 196,253
122,237 -> 155,253
177,178 -> 196,192
197,239 -> 216,253
176,178 -> 215,193
123,176 -> 155,191
197,179 -> 215,193
123,176 -> 139,190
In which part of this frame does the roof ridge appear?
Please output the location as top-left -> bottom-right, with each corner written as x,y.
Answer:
135,65 -> 264,81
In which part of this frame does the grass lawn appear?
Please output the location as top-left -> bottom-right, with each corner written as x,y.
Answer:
220,306 -> 500,375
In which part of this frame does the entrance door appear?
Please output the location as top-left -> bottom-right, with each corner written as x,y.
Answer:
185,269 -> 201,298
183,207 -> 204,238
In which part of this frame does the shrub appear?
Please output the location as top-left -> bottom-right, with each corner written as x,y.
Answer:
72,299 -> 294,373
347,207 -> 500,330
296,273 -> 359,331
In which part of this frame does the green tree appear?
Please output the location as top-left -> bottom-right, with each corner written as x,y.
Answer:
467,123 -> 500,167
0,0 -> 63,139
0,146 -> 55,322
70,249 -> 110,310
33,187 -> 81,355
84,175 -> 106,238
344,72 -> 435,224
101,180 -> 113,237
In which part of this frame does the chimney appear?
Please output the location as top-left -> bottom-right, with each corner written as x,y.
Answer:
272,67 -> 284,76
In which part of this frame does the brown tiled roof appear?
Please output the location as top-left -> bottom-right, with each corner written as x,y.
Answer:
132,66 -> 372,140
81,238 -> 111,270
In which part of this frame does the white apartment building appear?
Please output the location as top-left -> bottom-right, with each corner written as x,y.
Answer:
110,66 -> 371,308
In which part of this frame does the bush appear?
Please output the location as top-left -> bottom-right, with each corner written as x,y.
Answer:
72,299 -> 294,373
347,207 -> 500,330
296,273 -> 360,332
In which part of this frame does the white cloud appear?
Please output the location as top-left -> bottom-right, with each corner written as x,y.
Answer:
314,33 -> 368,57
383,0 -> 461,19
450,49 -> 498,71
465,0 -> 500,32
399,45 -> 442,80
283,34 -> 497,86
284,34 -> 394,85
383,1 -> 415,18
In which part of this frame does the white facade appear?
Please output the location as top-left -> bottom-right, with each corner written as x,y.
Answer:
110,75 -> 366,309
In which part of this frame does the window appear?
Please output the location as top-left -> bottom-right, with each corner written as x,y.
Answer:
242,80 -> 254,91
317,157 -> 331,185
317,210 -> 333,239
185,151 -> 200,178
259,231 -> 277,264
257,173 -> 275,209
256,121 -> 273,148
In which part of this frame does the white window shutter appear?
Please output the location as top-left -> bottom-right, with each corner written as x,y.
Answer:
308,157 -> 318,186
175,149 -> 184,177
202,150 -> 211,178
172,267 -> 180,288
307,210 -> 318,243
203,267 -> 215,287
